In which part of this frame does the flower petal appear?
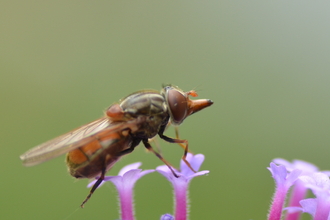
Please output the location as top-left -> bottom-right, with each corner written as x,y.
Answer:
119,162 -> 142,176
300,198 -> 317,216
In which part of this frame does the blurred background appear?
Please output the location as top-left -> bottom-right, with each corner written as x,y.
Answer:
1,1 -> 330,219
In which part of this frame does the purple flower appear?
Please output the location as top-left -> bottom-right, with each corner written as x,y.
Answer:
156,153 -> 209,220
298,173 -> 330,220
268,159 -> 330,220
160,213 -> 175,220
273,159 -> 319,220
88,162 -> 154,220
267,162 -> 302,220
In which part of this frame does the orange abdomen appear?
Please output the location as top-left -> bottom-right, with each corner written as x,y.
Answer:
66,131 -> 132,179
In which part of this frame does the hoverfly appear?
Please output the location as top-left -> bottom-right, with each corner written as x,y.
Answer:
20,85 -> 213,207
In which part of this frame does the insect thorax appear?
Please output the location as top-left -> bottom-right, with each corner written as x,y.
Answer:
120,91 -> 169,138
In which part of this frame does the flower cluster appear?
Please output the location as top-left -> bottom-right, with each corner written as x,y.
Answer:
268,158 -> 330,220
87,153 -> 209,220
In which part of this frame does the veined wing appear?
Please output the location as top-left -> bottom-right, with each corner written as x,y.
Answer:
20,117 -> 132,167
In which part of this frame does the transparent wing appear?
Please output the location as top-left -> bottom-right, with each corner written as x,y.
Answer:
20,117 -> 131,167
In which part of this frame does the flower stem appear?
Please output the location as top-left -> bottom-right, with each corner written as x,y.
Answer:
174,184 -> 188,220
268,186 -> 287,220
285,181 -> 306,220
118,188 -> 135,220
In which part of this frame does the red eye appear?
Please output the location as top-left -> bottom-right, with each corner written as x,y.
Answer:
165,87 -> 188,125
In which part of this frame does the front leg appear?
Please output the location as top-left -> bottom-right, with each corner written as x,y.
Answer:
142,139 -> 179,177
158,125 -> 196,173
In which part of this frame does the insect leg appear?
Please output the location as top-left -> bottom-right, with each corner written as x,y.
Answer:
158,131 -> 196,173
174,127 -> 193,153
142,139 -> 179,178
80,162 -> 107,208
117,138 -> 141,157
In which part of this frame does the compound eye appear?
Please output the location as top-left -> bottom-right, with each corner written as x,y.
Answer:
167,89 -> 188,125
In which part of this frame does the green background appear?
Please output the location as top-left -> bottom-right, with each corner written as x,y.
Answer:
1,1 -> 330,219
